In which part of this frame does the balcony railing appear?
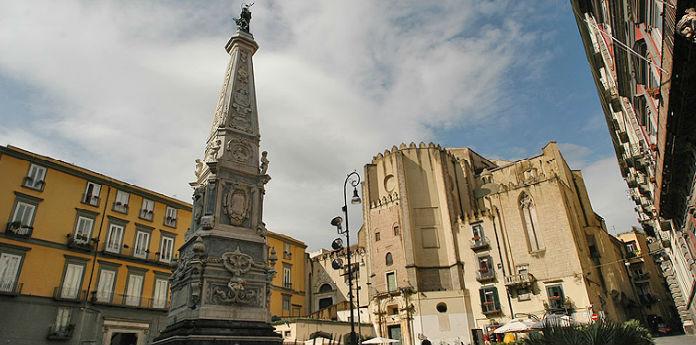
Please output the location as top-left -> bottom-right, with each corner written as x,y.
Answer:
53,286 -> 87,302
82,194 -> 100,206
5,222 -> 33,238
113,202 -> 129,214
470,236 -> 490,251
476,270 -> 496,282
66,233 -> 94,251
90,291 -> 170,310
46,325 -> 74,340
504,272 -> 535,287
632,272 -> 650,283
481,301 -> 501,315
164,216 -> 177,227
139,209 -> 154,221
0,281 -> 22,296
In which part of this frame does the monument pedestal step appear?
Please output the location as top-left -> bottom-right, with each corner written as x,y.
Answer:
153,319 -> 282,345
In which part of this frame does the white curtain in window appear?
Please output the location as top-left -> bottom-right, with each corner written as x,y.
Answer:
74,217 -> 94,243
96,270 -> 115,302
61,264 -> 84,299
0,253 -> 21,292
125,274 -> 143,306
134,231 -> 150,258
152,278 -> 168,308
12,202 -> 35,226
106,225 -> 124,253
55,307 -> 72,329
160,237 -> 174,262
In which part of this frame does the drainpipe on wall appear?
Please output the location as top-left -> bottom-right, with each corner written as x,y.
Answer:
76,185 -> 112,343
486,196 -> 514,317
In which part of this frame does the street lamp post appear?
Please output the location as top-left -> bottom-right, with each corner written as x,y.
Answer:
330,171 -> 361,345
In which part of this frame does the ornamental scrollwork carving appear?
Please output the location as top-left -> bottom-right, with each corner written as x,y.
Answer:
222,246 -> 253,276
223,184 -> 251,226
208,278 -> 259,306
226,137 -> 253,164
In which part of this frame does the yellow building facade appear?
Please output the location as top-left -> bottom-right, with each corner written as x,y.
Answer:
0,146 -> 191,345
267,231 -> 307,319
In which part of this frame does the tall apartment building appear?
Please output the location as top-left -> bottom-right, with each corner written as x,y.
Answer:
267,231 -> 307,319
617,228 -> 678,329
0,145 -> 191,345
571,0 -> 696,332
361,142 -> 638,345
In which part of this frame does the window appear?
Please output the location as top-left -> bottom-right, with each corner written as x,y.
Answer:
546,284 -> 565,310
140,199 -> 154,220
24,164 -> 46,190
53,307 -> 72,334
164,207 -> 177,227
8,200 -> 36,236
318,283 -> 333,293
472,224 -> 484,239
0,252 -> 22,293
152,277 -> 169,309
375,232 -> 381,241
125,273 -> 144,307
283,242 -> 292,259
436,302 -> 447,313
626,241 -> 639,256
113,190 -> 130,213
83,182 -> 101,206
60,263 -> 85,299
477,256 -> 495,281
282,295 -> 291,312
385,252 -> 394,266
133,230 -> 150,259
519,193 -> 543,252
73,216 -> 94,245
517,287 -> 531,301
95,268 -> 116,303
105,224 -> 124,254
479,287 -> 500,314
386,271 -> 397,292
159,235 -> 174,263
283,264 -> 292,288
393,224 -> 400,236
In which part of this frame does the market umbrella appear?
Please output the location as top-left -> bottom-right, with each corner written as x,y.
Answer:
531,315 -> 572,329
493,318 -> 536,334
362,336 -> 400,344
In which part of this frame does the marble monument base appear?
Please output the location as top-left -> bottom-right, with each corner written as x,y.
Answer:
153,319 -> 282,345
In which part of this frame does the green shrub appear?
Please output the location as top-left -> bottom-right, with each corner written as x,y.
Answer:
523,320 -> 653,345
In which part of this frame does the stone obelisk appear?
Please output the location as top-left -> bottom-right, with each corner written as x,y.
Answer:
154,6 -> 282,345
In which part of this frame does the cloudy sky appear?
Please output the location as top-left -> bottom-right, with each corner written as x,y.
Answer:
0,0 -> 638,249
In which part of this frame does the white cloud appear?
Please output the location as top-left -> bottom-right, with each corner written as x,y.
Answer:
0,1 -> 560,249
581,157 -> 640,233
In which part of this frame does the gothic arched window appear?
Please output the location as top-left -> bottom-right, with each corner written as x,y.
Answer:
385,252 -> 394,266
519,192 -> 543,252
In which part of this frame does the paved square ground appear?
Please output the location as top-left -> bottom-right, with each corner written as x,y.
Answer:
654,335 -> 696,345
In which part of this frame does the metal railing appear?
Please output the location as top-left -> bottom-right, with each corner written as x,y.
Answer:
66,233 -> 94,251
52,287 -> 87,302
5,222 -> 33,237
0,281 -> 22,296
90,291 -> 170,310
504,272 -> 535,286
481,301 -> 501,315
470,236 -> 490,250
476,270 -> 495,282
46,325 -> 74,340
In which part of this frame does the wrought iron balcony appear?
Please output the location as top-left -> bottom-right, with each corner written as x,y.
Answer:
66,233 -> 94,251
164,216 -> 177,227
632,272 -> 650,283
90,291 -> 170,310
476,270 -> 496,282
46,325 -> 74,340
5,221 -> 33,238
113,201 -> 129,214
139,208 -> 154,220
504,272 -> 535,287
53,286 -> 86,302
470,236 -> 490,251
0,281 -> 22,296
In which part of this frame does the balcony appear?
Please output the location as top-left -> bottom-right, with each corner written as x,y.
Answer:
476,270 -> 496,283
53,287 -> 87,302
46,325 -> 74,341
632,272 -> 650,283
626,250 -> 644,263
139,209 -> 154,221
481,301 -> 501,315
0,281 -> 22,296
82,194 -> 100,207
470,236 -> 490,251
504,272 -> 535,287
164,216 -> 177,228
283,250 -> 293,260
90,291 -> 170,310
113,201 -> 129,214
5,221 -> 33,238
66,233 -> 94,252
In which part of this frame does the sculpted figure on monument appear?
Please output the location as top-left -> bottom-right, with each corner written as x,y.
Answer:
235,3 -> 253,33
260,151 -> 269,175
194,159 -> 205,179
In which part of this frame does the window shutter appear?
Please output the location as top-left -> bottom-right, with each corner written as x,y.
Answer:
96,270 -> 115,302
479,289 -> 485,305
61,264 -> 84,299
493,288 -> 500,309
0,253 -> 21,290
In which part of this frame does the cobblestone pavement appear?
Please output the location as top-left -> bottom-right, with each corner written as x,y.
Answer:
654,335 -> 696,345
